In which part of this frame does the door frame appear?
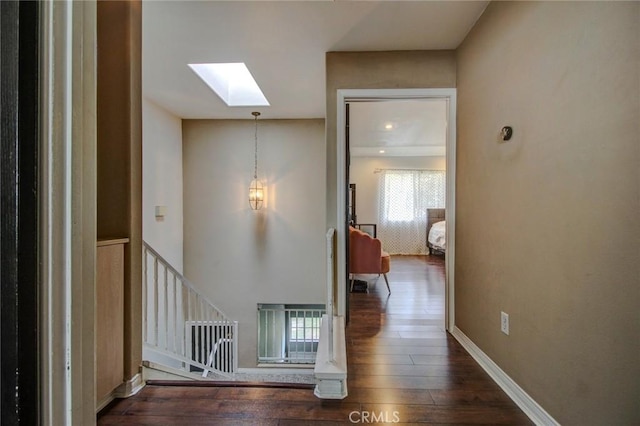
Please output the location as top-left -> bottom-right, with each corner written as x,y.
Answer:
336,88 -> 457,331
1,1 -> 40,423
39,1 -> 98,424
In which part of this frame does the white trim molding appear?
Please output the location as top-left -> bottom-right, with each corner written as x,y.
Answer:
40,1 -> 97,424
96,373 -> 145,413
336,88 -> 456,328
114,373 -> 145,399
451,327 -> 560,426
239,367 -> 315,374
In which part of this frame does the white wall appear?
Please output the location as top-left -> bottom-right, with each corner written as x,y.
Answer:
183,119 -> 326,368
350,156 -> 445,224
142,98 -> 184,272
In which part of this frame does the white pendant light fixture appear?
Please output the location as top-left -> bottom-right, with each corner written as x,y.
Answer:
249,111 -> 264,210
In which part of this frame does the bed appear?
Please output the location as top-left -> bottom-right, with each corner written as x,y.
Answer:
426,208 -> 446,255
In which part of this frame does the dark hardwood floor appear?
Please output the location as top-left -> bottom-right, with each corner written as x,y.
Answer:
98,255 -> 532,425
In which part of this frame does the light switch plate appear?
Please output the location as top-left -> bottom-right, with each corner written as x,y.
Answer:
501,311 -> 509,335
155,205 -> 166,218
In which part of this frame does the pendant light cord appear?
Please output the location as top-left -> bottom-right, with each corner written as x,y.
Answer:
253,112 -> 260,180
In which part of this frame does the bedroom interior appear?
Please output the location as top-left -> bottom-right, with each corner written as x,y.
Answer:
427,208 -> 446,255
347,99 -> 447,295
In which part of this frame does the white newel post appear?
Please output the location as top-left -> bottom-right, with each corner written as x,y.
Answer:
314,228 -> 347,399
326,228 -> 334,361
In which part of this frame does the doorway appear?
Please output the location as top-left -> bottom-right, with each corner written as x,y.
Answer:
336,88 -> 456,331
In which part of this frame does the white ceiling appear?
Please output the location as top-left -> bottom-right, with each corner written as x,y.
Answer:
142,1 -> 488,121
349,99 -> 447,157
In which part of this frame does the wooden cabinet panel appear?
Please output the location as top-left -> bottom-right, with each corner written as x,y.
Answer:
96,239 -> 127,404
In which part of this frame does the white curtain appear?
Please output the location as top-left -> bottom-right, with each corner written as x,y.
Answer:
377,169 -> 445,255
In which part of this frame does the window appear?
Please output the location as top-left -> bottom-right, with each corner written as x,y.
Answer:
257,304 -> 325,364
380,170 -> 445,223
289,315 -> 321,343
377,169 -> 445,254
384,173 -> 418,221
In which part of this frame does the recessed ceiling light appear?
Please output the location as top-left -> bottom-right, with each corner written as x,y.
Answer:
384,123 -> 393,130
379,150 -> 385,154
188,62 -> 270,107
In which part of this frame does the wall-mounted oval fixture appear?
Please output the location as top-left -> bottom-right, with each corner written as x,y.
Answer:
501,126 -> 513,141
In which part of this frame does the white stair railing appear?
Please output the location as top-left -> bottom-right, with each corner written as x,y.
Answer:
143,242 -> 238,378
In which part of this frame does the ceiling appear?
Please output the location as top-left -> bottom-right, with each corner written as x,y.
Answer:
142,1 -> 488,121
349,99 -> 447,157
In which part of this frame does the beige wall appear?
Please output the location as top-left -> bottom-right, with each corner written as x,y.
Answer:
326,51 -> 456,228
142,98 -> 184,273
97,0 -> 132,240
97,0 -> 143,382
456,2 -> 640,424
183,119 -> 326,367
350,156 -> 446,224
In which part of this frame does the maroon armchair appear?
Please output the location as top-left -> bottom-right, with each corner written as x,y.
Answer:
349,226 -> 391,293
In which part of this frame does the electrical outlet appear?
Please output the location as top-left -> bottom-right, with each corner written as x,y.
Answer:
501,311 -> 509,335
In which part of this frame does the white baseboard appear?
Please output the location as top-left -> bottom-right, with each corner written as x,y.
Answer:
235,367 -> 316,385
114,372 -> 145,398
239,367 -> 315,375
142,359 -> 316,384
96,372 -> 145,413
450,327 -> 559,426
142,360 -> 213,381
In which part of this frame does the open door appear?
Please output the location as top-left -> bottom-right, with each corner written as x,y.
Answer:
344,102 -> 351,323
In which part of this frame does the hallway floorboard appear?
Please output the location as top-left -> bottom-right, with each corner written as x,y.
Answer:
98,255 -> 532,425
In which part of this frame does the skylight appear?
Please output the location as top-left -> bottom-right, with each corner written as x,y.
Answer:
188,63 -> 269,107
